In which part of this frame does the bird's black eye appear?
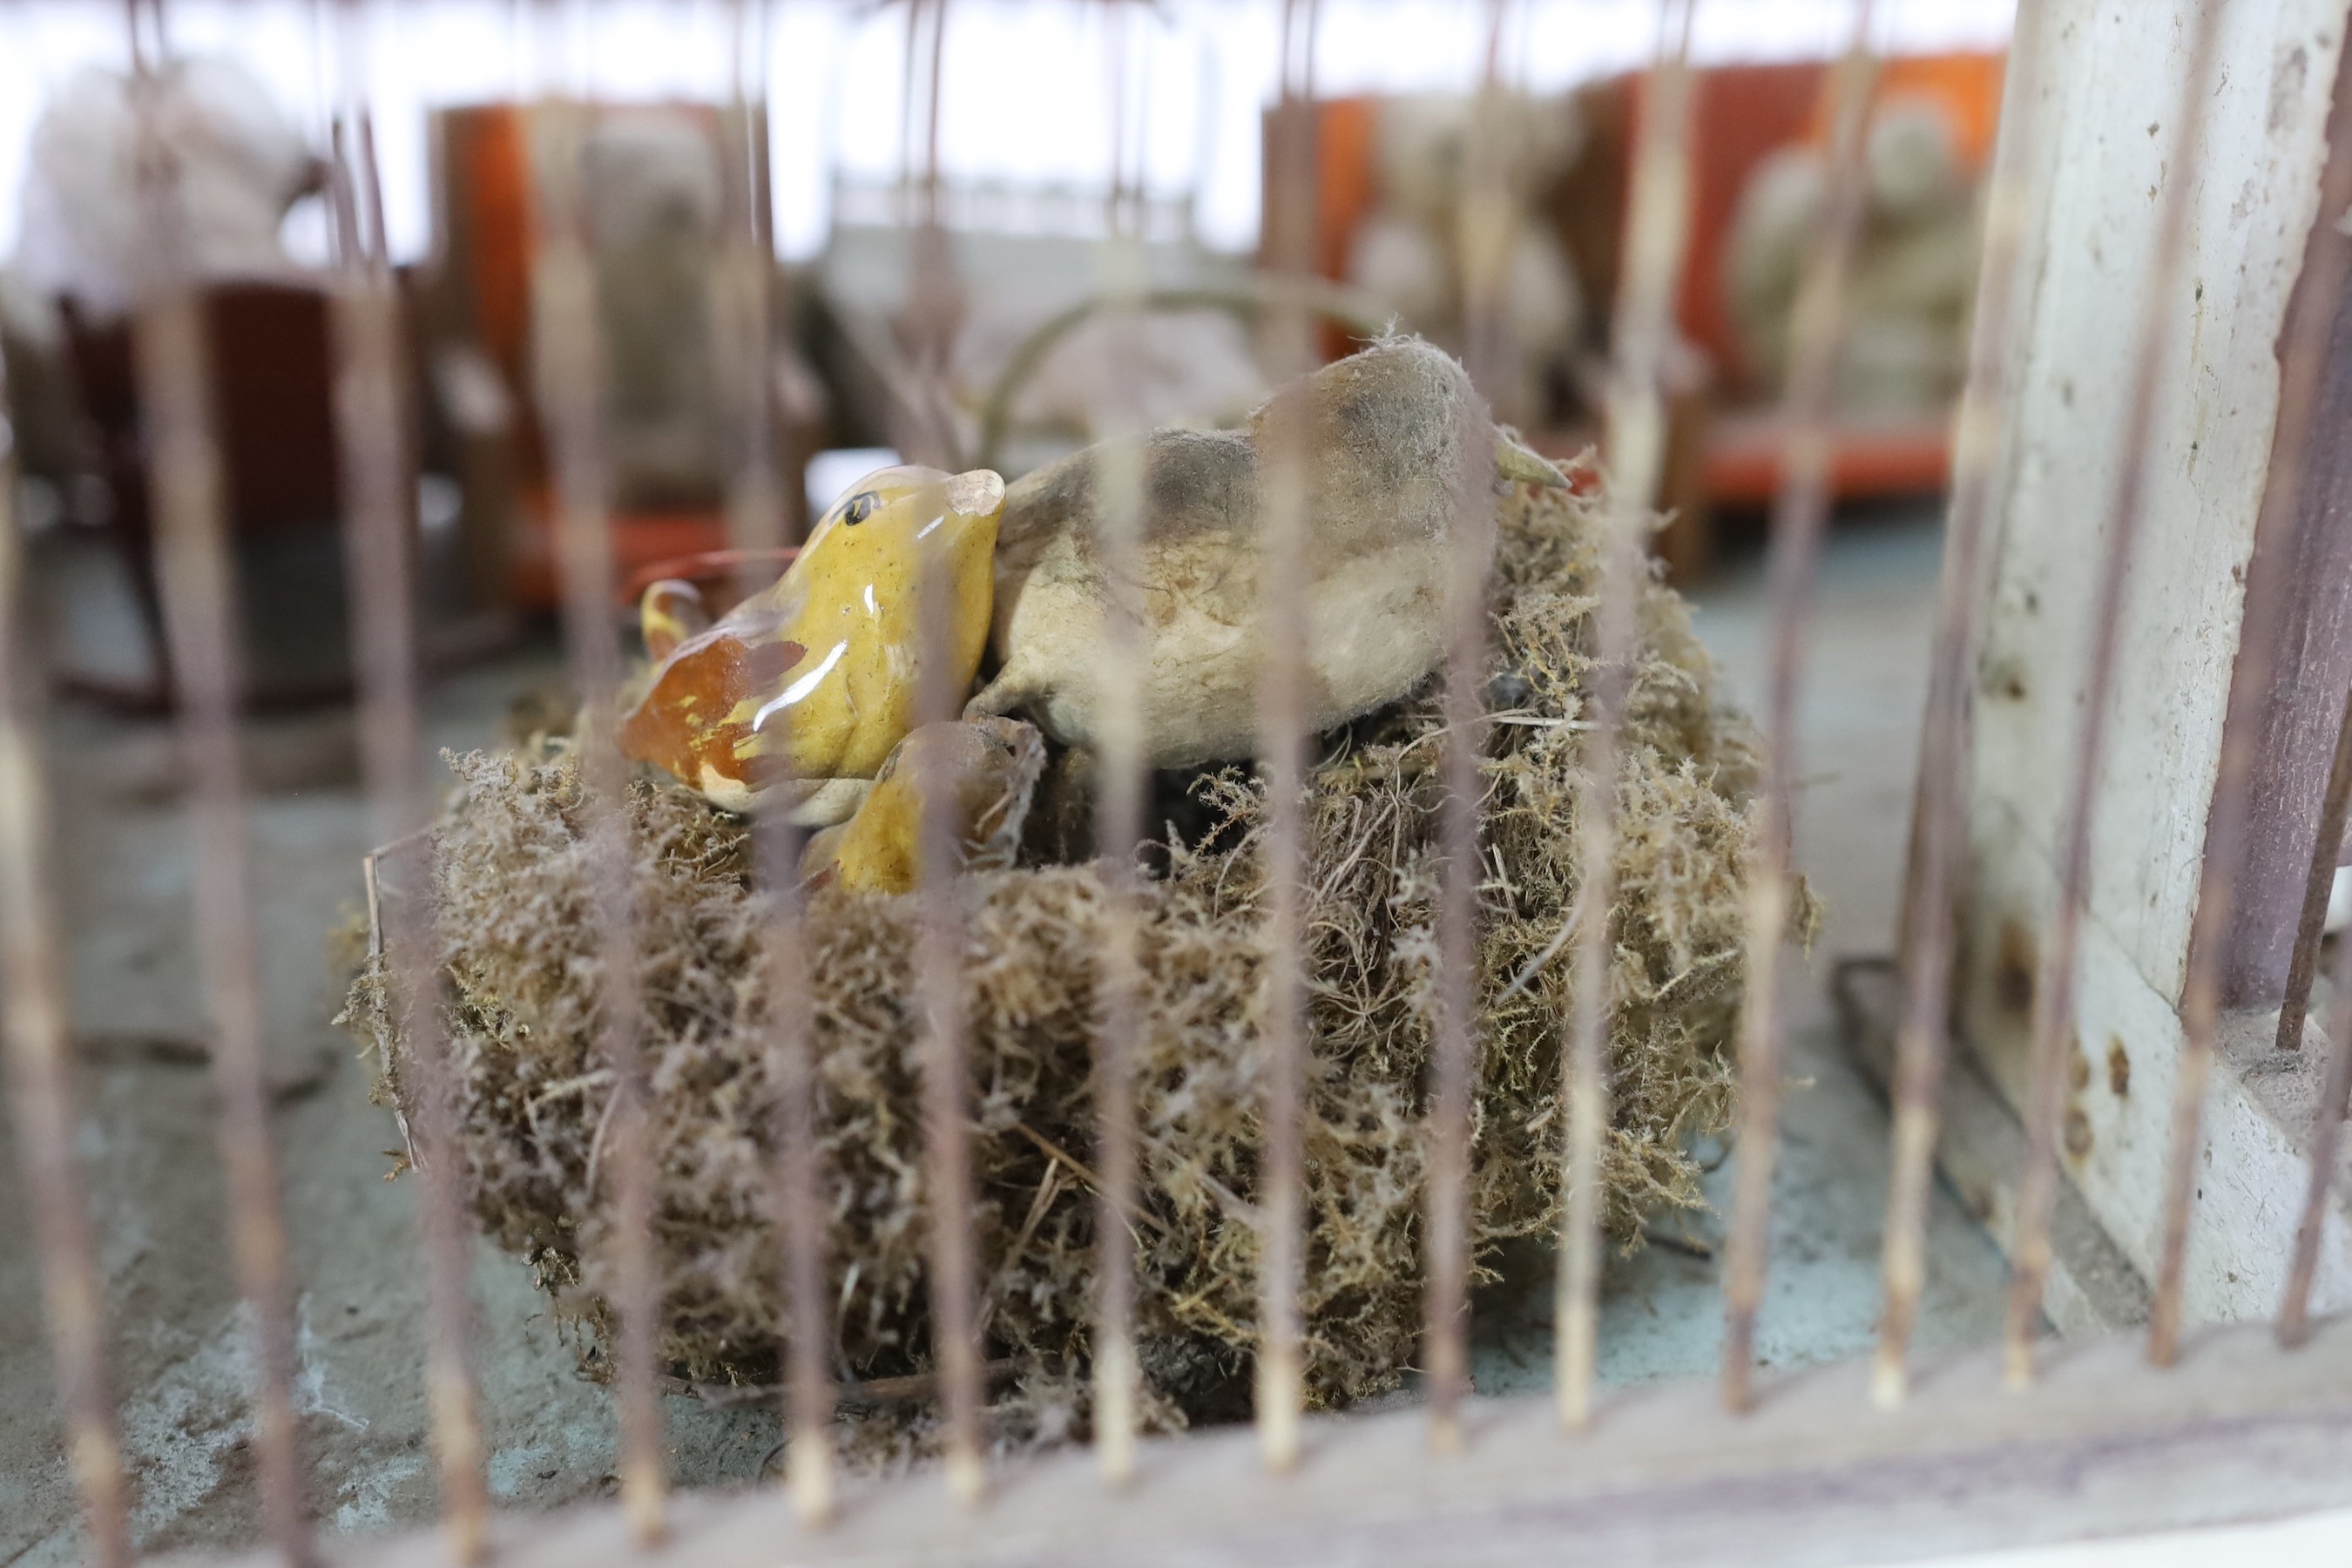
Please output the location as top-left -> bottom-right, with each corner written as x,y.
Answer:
842,490 -> 880,525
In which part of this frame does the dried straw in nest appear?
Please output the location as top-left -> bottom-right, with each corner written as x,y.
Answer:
341,476 -> 1794,1457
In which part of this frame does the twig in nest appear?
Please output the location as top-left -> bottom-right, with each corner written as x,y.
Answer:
980,1158 -> 1066,1328
1010,1120 -> 1173,1241
525,1069 -> 613,1115
693,1358 -> 1022,1410
1496,877 -> 1599,1004
839,1359 -> 1022,1408
1640,1225 -> 1714,1261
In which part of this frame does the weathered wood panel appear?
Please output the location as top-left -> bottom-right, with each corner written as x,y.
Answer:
1957,0 -> 2349,1327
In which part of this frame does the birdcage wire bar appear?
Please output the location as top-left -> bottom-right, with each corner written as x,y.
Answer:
1717,0 -> 1878,1416
1873,0 -> 2052,1413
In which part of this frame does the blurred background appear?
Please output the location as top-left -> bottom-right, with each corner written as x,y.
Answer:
0,0 -> 2015,260
2,0 -> 2011,693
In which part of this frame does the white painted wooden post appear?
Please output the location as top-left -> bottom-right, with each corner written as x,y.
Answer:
1957,0 -> 2352,1329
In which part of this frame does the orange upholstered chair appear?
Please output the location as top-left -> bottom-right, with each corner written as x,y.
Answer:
1285,54 -> 2005,523
425,100 -> 766,610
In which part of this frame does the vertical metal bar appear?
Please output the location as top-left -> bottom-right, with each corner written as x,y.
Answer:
530,96 -> 669,1543
1254,0 -> 1321,1476
758,808 -> 833,1525
138,205 -> 320,1568
1719,0 -> 1878,1416
325,7 -> 490,1551
1088,0 -> 1147,1490
1874,0 -> 2050,1409
704,0 -> 838,1526
714,0 -> 786,572
898,0 -> 963,470
2153,0 -> 2352,1367
1553,0 -> 1698,1435
124,0 -> 145,75
2271,686 -> 2352,1058
120,29 -> 315,1558
1423,0 -> 1514,1456
0,341 -> 134,1568
2004,0 -> 2229,1388
2281,686 -> 2352,1345
896,0 -> 987,1505
916,531 -> 986,1508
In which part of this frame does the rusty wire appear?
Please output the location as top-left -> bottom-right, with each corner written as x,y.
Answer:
1719,0 -> 1879,1416
1547,0 -> 1698,1435
714,0 -> 788,573
2281,686 -> 2352,1345
1873,0 -> 2049,1409
1086,0 -> 1150,1490
894,0 -> 990,1506
323,10 -> 490,1553
142,236 -> 321,1568
2152,0 -> 2352,1369
2272,686 -> 2352,1058
1421,0 -> 1515,1456
898,0 -> 965,468
1251,0 -> 1322,1477
2003,0 -> 2229,1389
752,782 -> 833,1528
125,43 -> 317,1564
911,489 -> 988,1511
0,332 -> 133,1568
685,0 -> 841,1522
529,95 -> 671,1544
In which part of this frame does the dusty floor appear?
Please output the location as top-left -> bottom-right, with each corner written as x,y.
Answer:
1476,504 -> 2012,1395
0,503 -> 2011,1563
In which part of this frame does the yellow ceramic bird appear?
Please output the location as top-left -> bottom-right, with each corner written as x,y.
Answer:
618,465 -> 1008,822
799,716 -> 1045,895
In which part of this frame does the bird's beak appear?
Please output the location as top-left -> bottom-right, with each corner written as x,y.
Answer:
1494,436 -> 1568,489
939,469 -> 1008,546
946,469 -> 1007,520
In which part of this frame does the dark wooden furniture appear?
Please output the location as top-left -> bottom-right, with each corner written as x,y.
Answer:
58,280 -> 349,708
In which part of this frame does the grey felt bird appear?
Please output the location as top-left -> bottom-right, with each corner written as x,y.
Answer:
967,335 -> 1565,769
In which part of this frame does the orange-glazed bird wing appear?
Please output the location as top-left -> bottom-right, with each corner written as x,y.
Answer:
618,631 -> 806,803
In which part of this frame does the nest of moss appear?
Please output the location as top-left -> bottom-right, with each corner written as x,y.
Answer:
343,476 -> 1789,1457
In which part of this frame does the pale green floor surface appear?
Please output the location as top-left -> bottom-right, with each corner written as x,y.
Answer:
1475,504 -> 2013,1394
0,504 -> 2013,1562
